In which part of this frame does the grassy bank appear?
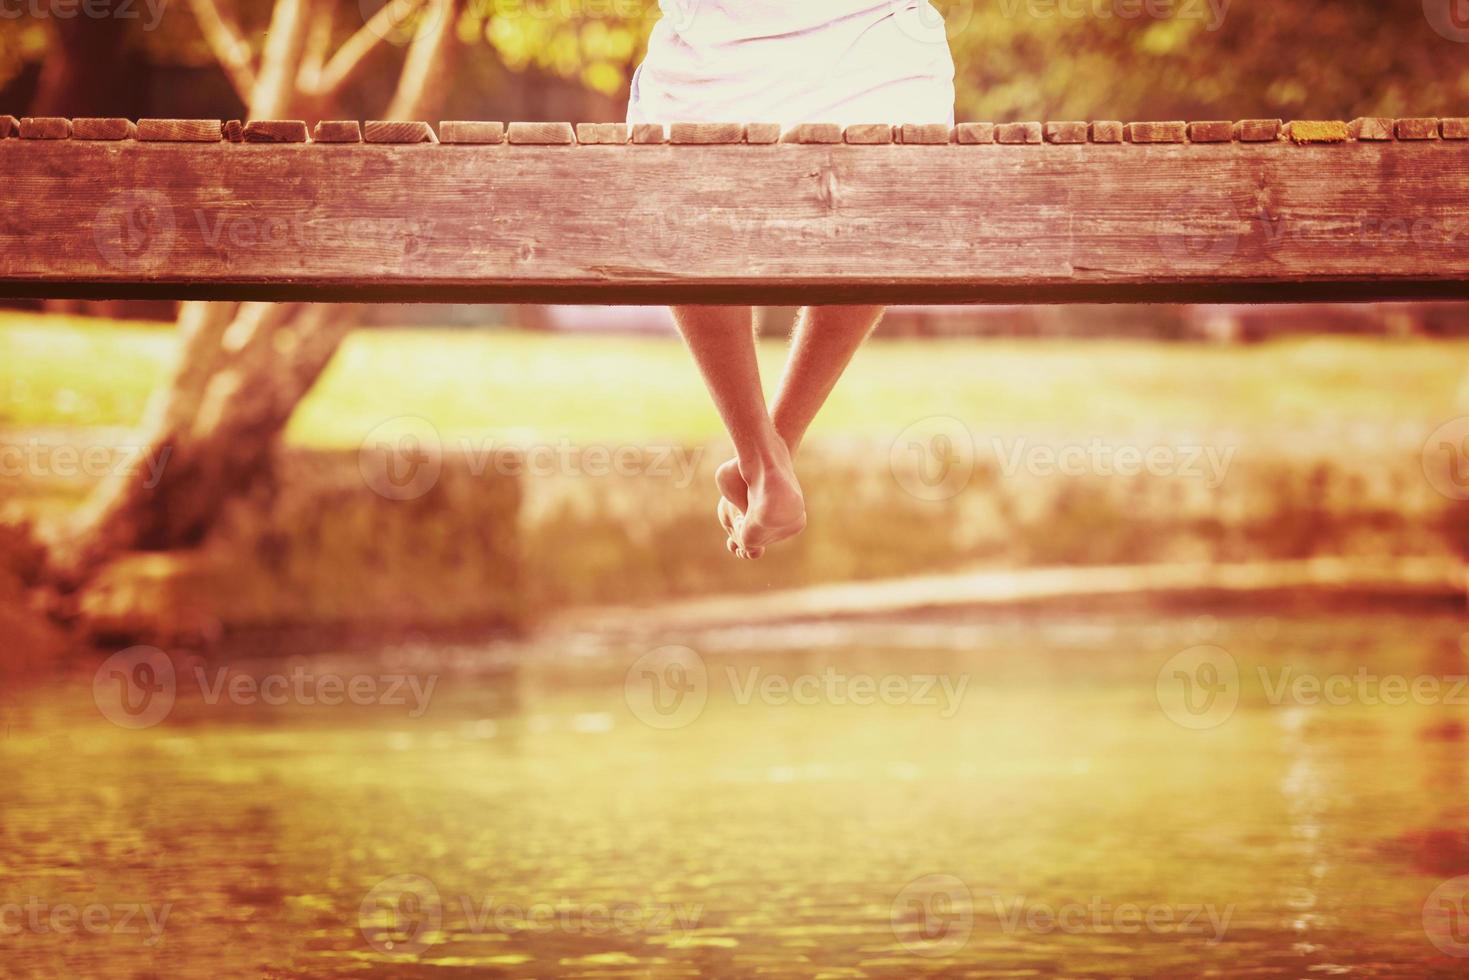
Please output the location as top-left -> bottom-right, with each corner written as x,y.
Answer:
6,312 -> 1469,640
2,312 -> 1466,448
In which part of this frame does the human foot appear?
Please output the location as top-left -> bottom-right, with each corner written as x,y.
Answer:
715,458 -> 749,554
730,446 -> 806,560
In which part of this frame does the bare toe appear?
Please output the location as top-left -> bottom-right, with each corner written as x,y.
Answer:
717,497 -> 740,536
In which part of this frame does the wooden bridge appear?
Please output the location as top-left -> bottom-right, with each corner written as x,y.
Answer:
3,115 -> 1468,305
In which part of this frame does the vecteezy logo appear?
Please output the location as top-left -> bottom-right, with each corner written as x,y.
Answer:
1424,875 -> 1469,956
890,416 -> 976,501
1156,645 -> 1240,730
358,416 -> 443,501
624,646 -> 708,730
891,0 -> 977,45
1425,0 -> 1469,42
1422,417 -> 1469,500
359,874 -> 443,956
93,190 -> 177,274
1157,186 -> 1241,272
891,873 -> 973,957
93,646 -> 177,730
359,0 -> 446,46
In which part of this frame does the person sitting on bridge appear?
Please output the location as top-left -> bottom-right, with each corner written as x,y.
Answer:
630,0 -> 957,559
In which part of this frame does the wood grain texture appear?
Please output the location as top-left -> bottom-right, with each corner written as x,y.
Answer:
630,123 -> 665,145
244,120 -> 309,143
313,121 -> 362,143
900,123 -> 950,145
440,121 -> 504,144
1349,117 -> 1395,141
7,140 -> 1469,305
1187,121 -> 1233,143
72,118 -> 137,141
1236,119 -> 1282,142
1126,121 -> 1187,143
1445,119 -> 1469,140
224,120 -> 245,142
1397,118 -> 1440,140
364,120 -> 437,144
20,117 -> 71,140
781,123 -> 842,143
954,122 -> 995,144
995,122 -> 1042,144
844,124 -> 894,144
137,119 -> 223,142
745,123 -> 781,144
1045,122 -> 1088,144
1089,121 -> 1124,144
506,122 -> 575,145
0,115 -> 16,139
576,122 -> 627,144
670,122 -> 743,144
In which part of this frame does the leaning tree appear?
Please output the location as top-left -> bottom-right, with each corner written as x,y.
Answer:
51,0 -> 462,584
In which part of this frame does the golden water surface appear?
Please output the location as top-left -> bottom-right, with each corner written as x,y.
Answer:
4,612 -> 1469,978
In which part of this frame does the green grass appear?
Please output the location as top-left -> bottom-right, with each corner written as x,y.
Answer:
2,310 -> 1466,449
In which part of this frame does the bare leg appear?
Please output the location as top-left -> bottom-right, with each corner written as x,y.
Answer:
669,305 -> 806,558
717,304 -> 885,520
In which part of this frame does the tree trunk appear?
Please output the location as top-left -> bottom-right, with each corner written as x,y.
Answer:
51,0 -> 461,590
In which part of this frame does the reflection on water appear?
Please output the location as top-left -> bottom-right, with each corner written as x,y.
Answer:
4,612 -> 1469,977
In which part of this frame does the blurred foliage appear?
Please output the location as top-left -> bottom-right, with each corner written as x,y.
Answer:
3,0 -> 1468,116
0,20 -> 47,91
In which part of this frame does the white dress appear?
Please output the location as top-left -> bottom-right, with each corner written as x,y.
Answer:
627,1 -> 956,128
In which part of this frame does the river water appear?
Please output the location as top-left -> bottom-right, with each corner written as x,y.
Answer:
4,611 -> 1469,977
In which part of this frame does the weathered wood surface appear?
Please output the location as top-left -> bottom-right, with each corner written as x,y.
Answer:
2,118 -> 1469,304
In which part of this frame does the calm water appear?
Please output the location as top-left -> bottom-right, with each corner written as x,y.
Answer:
5,612 -> 1469,978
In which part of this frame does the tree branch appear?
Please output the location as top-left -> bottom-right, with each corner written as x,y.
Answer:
249,0 -> 315,118
311,0 -> 428,100
185,0 -> 257,105
386,0 -> 460,119
296,1 -> 334,93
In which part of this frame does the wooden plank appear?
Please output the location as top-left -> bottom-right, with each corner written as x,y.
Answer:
1397,117 -> 1441,141
1445,119 -> 1469,140
1187,121 -> 1233,143
0,115 -> 16,139
137,119 -> 223,142
1045,122 -> 1088,144
1287,120 -> 1349,144
506,122 -> 574,145
954,122 -> 995,145
20,117 -> 71,140
1235,119 -> 1282,142
313,120 -> 362,143
576,122 -> 627,145
899,123 -> 950,145
440,121 -> 504,144
845,124 -> 894,145
995,122 -> 1042,144
1089,121 -> 1124,144
630,123 -> 665,145
746,123 -> 781,144
72,118 -> 137,141
364,120 -> 437,144
223,120 -> 245,142
244,120 -> 309,143
5,140 -> 1469,305
670,122 -> 743,144
1349,117 -> 1395,141
1126,121 -> 1187,143
781,123 -> 842,144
